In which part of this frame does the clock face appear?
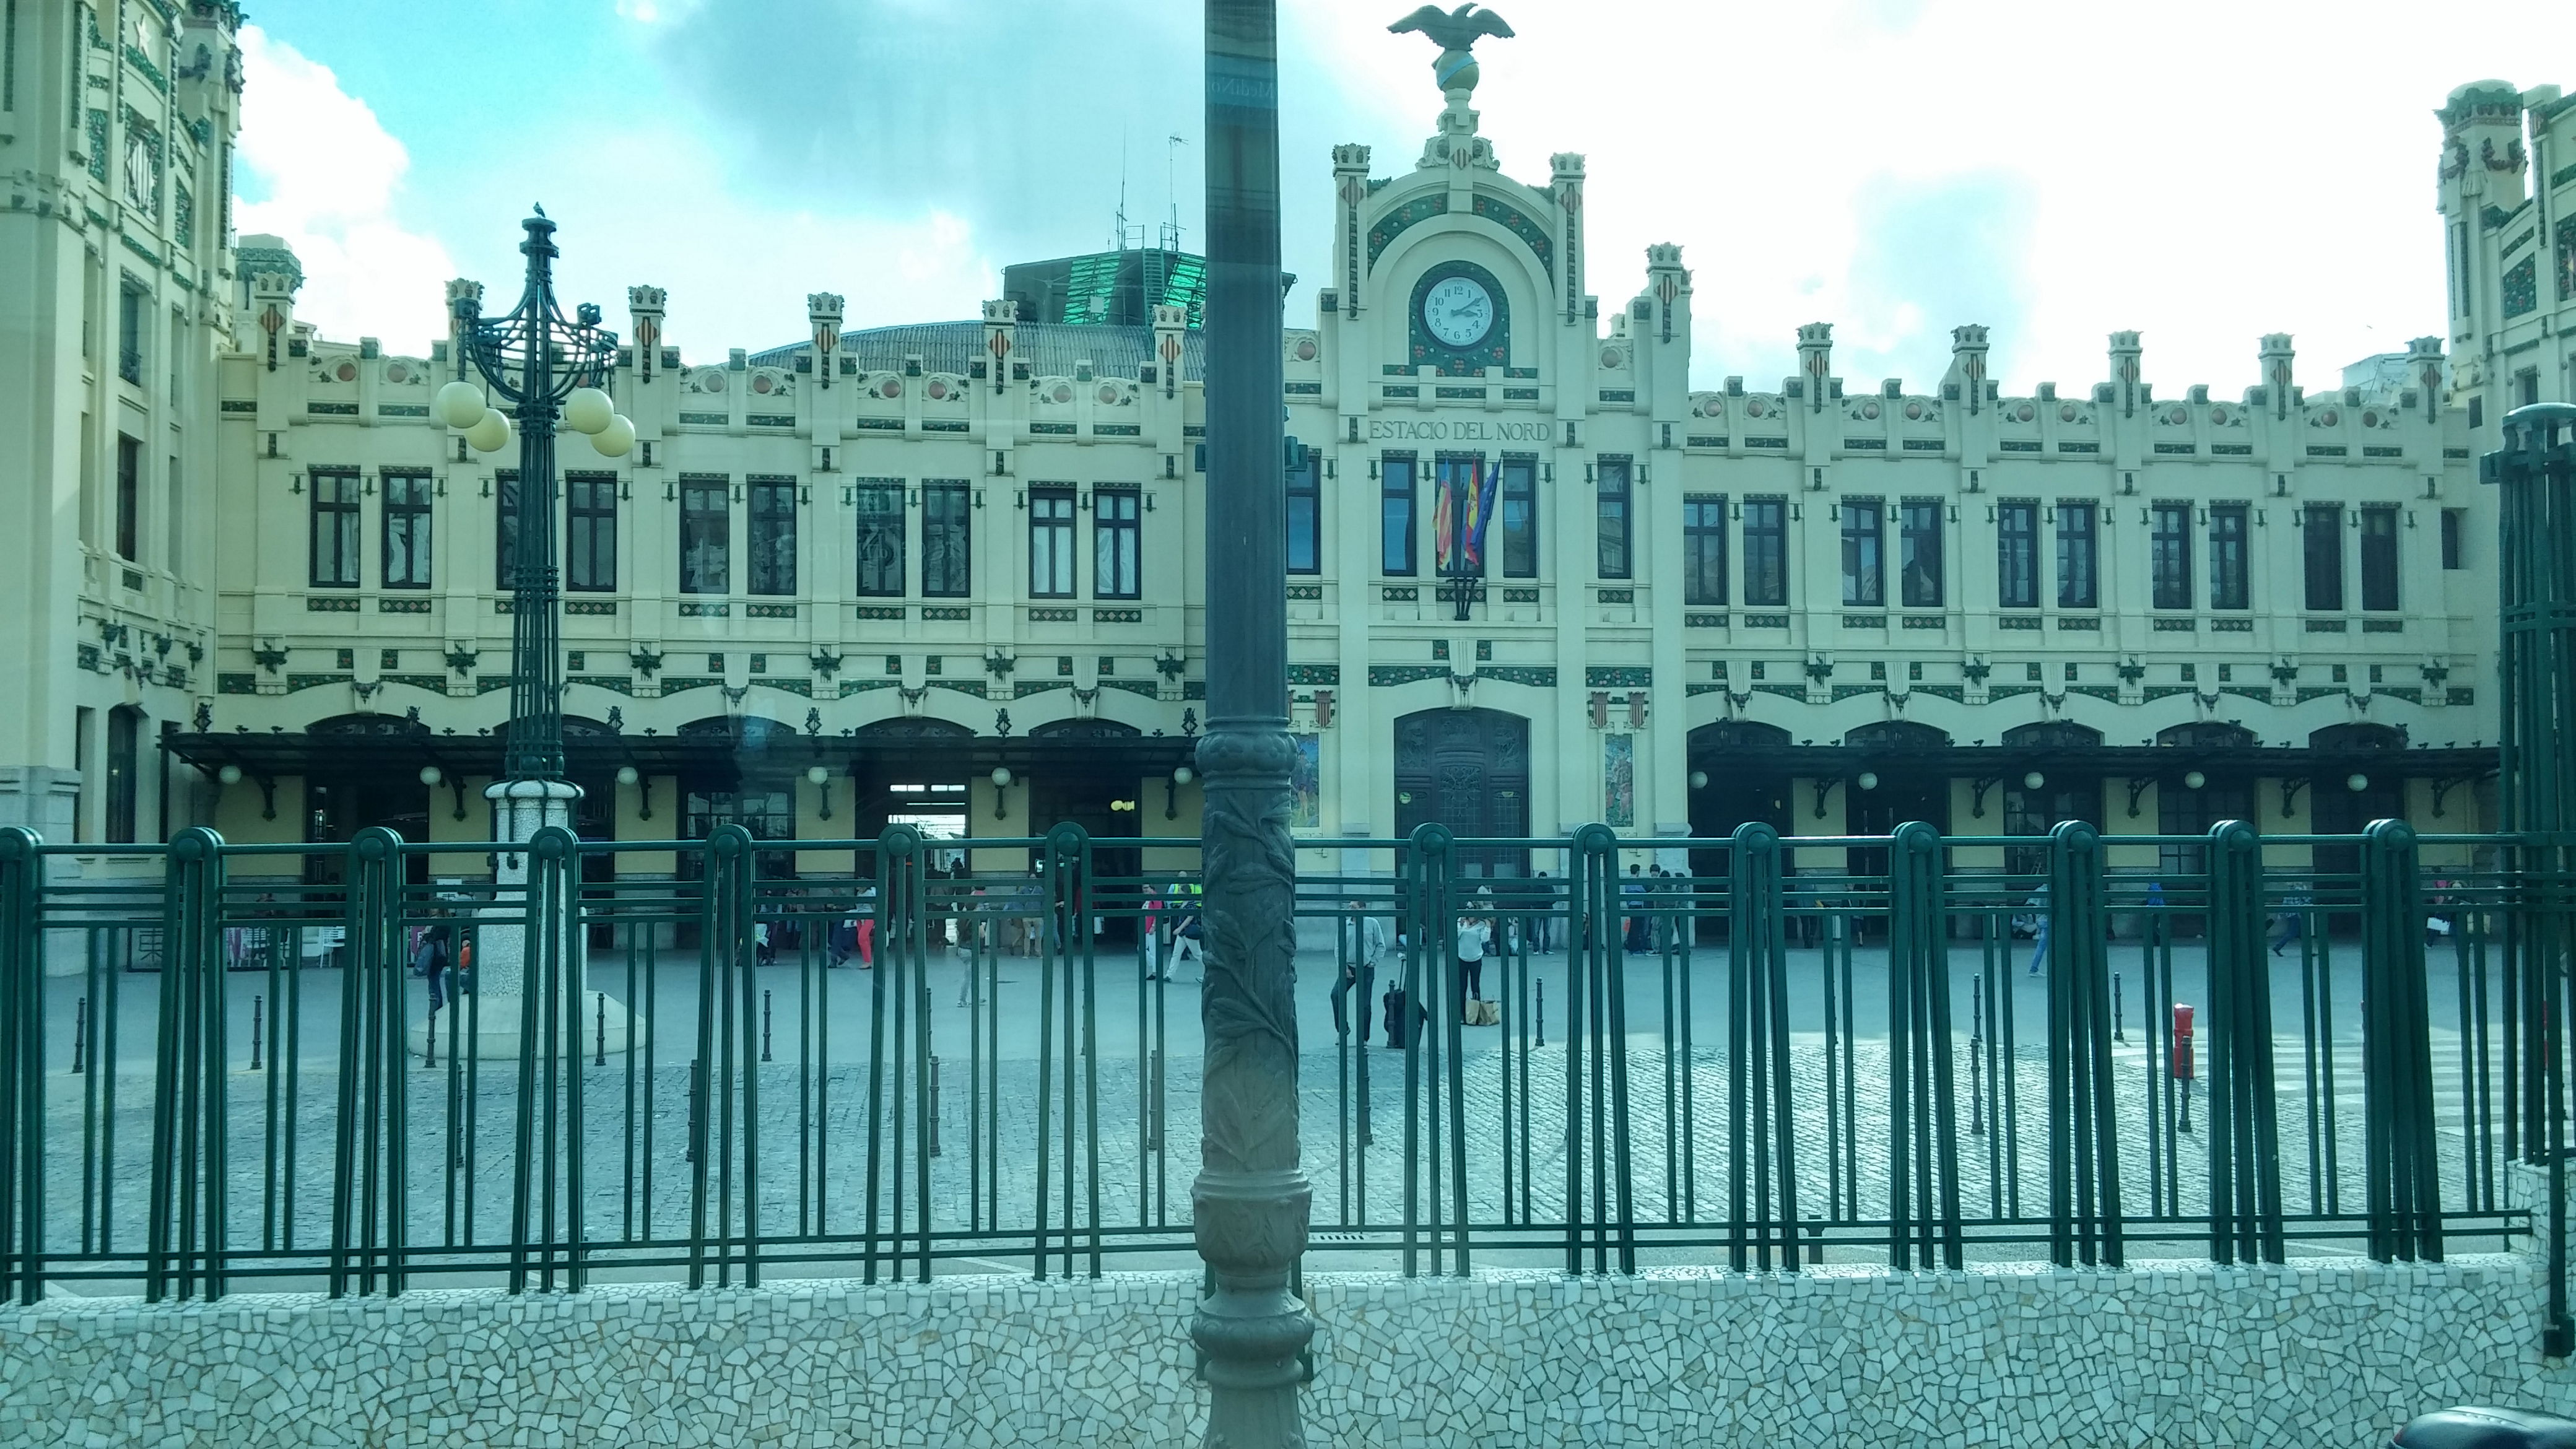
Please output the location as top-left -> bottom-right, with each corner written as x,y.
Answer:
1421,275 -> 1494,349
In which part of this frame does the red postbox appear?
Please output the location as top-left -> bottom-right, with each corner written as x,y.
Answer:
2170,1004 -> 2195,1081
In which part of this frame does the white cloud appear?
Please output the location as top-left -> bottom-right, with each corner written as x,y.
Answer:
232,26 -> 456,350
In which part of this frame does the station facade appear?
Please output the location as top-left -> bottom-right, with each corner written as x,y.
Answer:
6,5 -> 2572,882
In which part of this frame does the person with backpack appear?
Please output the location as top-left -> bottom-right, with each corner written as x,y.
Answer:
1455,908 -> 1491,1019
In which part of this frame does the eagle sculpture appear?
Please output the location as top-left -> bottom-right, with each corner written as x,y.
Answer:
1388,4 -> 1515,51
1389,4 -> 1514,97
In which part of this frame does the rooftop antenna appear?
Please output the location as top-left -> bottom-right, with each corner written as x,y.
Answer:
1113,129 -> 1130,253
1164,133 -> 1186,253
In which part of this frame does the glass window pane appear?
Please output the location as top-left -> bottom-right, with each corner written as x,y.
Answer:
1899,499 -> 1943,608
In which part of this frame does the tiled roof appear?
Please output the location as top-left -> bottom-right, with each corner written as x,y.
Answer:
749,321 -> 1206,381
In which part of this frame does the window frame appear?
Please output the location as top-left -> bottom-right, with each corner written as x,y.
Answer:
105,706 -> 139,845
114,433 -> 141,563
2441,508 -> 2465,570
1838,497 -> 1884,606
2210,503 -> 2250,610
2303,503 -> 2344,612
1899,498 -> 1943,609
852,477 -> 906,598
308,466 -> 361,588
746,475 -> 798,597
1380,453 -> 1418,576
1028,484 -> 1077,598
1682,495 -> 1728,607
1595,455 -> 1634,580
2149,501 -> 2191,611
116,278 -> 144,385
1285,445 -> 1320,575
1497,455 -> 1538,579
564,471 -> 617,593
1997,499 -> 2039,609
2055,501 -> 2099,610
2360,503 -> 2400,612
1093,485 -> 1141,599
381,468 -> 433,590
495,470 -> 522,590
1742,495 -> 1787,606
922,479 -> 973,598
677,476 -> 731,596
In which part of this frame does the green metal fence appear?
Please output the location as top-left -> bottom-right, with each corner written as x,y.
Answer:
0,818 -> 2557,1308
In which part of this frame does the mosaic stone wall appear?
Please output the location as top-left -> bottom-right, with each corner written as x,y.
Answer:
4,1250 -> 2572,1447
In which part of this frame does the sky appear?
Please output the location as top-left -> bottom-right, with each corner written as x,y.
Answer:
230,0 -> 2573,398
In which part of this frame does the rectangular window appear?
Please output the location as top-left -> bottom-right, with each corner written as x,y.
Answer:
1029,485 -> 1076,597
1380,455 -> 1417,575
565,471 -> 617,592
679,478 -> 730,594
1682,495 -> 1727,606
2209,503 -> 2249,609
1743,497 -> 1787,606
381,469 -> 432,588
2521,370 -> 2542,409
1838,498 -> 1883,606
308,468 -> 360,586
105,707 -> 137,845
1285,445 -> 1320,575
747,476 -> 797,596
1997,500 -> 2039,609
165,454 -> 181,572
2055,502 -> 2098,609
1498,455 -> 1538,578
2303,503 -> 2344,611
852,479 -> 905,596
922,480 -> 972,597
114,433 -> 139,562
2442,508 -> 2465,570
1595,456 -> 1633,579
117,279 -> 142,385
1094,487 -> 1140,599
2150,502 -> 2191,610
1899,499 -> 1943,608
495,471 -> 521,589
169,306 -> 183,402
2361,503 -> 2399,611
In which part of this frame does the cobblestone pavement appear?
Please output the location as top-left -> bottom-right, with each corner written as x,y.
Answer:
27,933 -> 2514,1286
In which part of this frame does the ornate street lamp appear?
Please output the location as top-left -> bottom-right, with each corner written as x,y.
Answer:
1193,1 -> 1314,1441
433,210 -> 633,1056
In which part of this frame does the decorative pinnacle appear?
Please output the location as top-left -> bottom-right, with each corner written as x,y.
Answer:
1389,4 -> 1513,95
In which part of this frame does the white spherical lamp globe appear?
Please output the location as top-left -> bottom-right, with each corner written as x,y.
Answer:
592,413 -> 636,458
466,408 -> 511,453
216,764 -> 243,786
564,386 -> 614,435
435,380 -> 487,429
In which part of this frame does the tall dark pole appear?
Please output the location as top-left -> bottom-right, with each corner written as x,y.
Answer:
2490,401 -> 2576,1356
1193,2 -> 1312,1445
453,214 -> 619,783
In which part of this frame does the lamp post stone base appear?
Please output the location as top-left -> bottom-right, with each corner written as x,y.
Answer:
405,777 -> 646,1062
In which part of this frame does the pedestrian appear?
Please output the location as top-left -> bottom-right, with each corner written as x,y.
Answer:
2269,887 -> 2309,956
1170,900 -> 1205,980
1528,869 -> 1554,954
855,882 -> 878,969
1331,901 -> 1386,1043
2027,884 -> 2051,977
1455,908 -> 1490,1017
1621,864 -> 1647,953
1142,884 -> 1165,981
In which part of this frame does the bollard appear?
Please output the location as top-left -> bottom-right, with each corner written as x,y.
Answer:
1969,976 -> 1983,1136
1535,977 -> 1544,1048
249,994 -> 263,1071
930,1055 -> 942,1157
1805,1216 -> 1825,1265
594,991 -> 607,1066
71,995 -> 86,1074
762,989 -> 773,1064
424,1001 -> 437,1069
2113,969 -> 2125,1043
684,1058 -> 701,1164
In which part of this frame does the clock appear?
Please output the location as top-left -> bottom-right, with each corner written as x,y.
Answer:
1420,275 -> 1494,349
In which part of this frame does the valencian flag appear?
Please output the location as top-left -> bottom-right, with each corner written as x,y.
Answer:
1433,458 -> 1497,573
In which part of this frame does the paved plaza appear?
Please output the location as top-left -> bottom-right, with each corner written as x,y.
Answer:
24,925 -> 2512,1295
